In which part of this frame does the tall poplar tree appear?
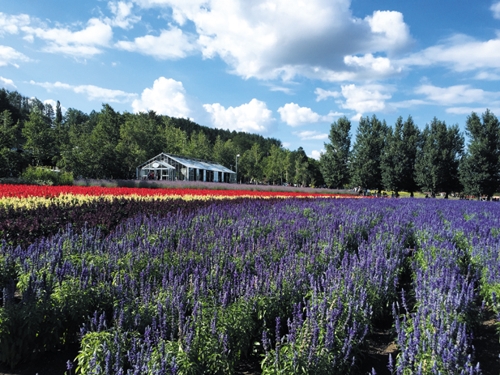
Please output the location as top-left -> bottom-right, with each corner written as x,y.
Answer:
320,116 -> 351,188
415,118 -> 463,197
381,116 -> 420,196
350,115 -> 387,193
459,110 -> 500,199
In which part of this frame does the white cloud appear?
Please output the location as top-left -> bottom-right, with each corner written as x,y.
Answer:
0,76 -> 16,88
415,84 -> 499,106
365,11 -> 411,52
106,1 -> 141,29
401,34 -> 500,73
268,85 -> 293,94
203,98 -> 274,133
492,2 -> 500,19
131,0 -> 412,81
315,88 -> 340,101
30,80 -> 137,103
278,102 -> 339,126
278,103 -> 321,126
339,84 -> 392,114
294,130 -> 328,141
0,13 -> 30,35
344,54 -> 401,76
475,71 -> 500,80
0,45 -> 30,67
116,27 -> 195,59
22,18 -> 113,57
132,77 -> 190,117
310,149 -> 324,160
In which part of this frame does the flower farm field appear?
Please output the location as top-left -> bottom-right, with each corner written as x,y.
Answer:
0,185 -> 499,375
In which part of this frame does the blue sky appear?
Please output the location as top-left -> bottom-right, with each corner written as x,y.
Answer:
1,1 -> 500,159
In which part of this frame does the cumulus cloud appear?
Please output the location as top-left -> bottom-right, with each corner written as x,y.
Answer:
492,2 -> 500,19
0,12 -> 30,35
30,80 -> 137,103
339,84 -> 392,115
278,103 -> 322,126
106,1 -> 141,29
116,27 -> 195,59
0,45 -> 30,67
131,0 -> 412,81
0,76 -> 16,88
293,130 -> 328,141
310,149 -> 324,160
132,77 -> 190,117
278,102 -> 340,126
203,98 -> 274,133
22,18 -> 113,57
365,11 -> 411,52
344,54 -> 401,76
415,84 -> 499,106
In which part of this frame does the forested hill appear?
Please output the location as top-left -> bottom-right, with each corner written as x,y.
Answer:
0,88 -> 321,185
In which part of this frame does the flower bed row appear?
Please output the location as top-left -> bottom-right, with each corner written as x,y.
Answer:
0,184 -> 362,200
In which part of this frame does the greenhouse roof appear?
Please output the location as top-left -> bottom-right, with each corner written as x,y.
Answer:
137,153 -> 235,174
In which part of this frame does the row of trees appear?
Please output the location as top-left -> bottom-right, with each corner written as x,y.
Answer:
3,87 -> 499,196
320,110 -> 500,198
0,89 -> 323,186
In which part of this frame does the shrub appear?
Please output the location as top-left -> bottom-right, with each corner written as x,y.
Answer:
21,166 -> 73,186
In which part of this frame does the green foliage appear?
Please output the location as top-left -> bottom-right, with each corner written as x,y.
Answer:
459,109 -> 500,199
320,116 -> 351,189
21,165 -> 73,185
381,116 -> 420,196
415,118 -> 464,197
350,115 -> 388,192
22,108 -> 56,166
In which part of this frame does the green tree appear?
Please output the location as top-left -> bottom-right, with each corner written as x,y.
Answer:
320,116 -> 351,188
381,116 -> 420,196
415,118 -> 464,197
87,104 -> 122,178
55,100 -> 63,125
213,136 -> 238,169
240,143 -> 264,183
307,158 -> 324,188
350,115 -> 388,193
263,144 -> 287,185
116,111 -> 164,178
187,130 -> 212,160
22,108 -> 56,166
163,118 -> 188,155
294,147 -> 309,187
400,116 -> 421,196
0,110 -> 23,177
459,110 -> 500,199
57,109 -> 93,176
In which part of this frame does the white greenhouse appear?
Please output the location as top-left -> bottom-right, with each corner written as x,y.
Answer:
136,153 -> 236,183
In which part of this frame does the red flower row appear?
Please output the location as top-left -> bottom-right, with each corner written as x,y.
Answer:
0,184 -> 363,199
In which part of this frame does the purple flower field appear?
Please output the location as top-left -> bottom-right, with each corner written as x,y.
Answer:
0,198 -> 499,374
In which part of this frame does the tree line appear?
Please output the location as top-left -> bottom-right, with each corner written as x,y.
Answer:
0,88 -> 322,186
3,87 -> 499,197
320,111 -> 500,199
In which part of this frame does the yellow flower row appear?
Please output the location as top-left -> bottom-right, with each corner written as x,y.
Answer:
0,193 -> 337,210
